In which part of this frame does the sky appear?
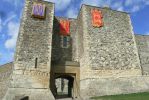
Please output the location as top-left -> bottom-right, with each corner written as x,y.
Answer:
0,0 -> 149,65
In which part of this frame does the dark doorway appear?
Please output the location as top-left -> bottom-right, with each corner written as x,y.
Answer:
54,74 -> 74,99
21,96 -> 29,100
14,96 -> 29,100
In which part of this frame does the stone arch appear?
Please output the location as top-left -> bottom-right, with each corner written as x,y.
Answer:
54,74 -> 74,99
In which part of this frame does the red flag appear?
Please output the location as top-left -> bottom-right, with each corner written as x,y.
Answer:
91,9 -> 103,27
60,20 -> 70,36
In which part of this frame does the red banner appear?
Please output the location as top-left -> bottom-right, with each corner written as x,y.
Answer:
91,9 -> 103,27
60,20 -> 70,36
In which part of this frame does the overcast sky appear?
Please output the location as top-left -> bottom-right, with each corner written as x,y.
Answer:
0,0 -> 149,65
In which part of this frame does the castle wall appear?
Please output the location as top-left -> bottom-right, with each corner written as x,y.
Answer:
79,5 -> 142,81
74,7 -> 84,62
0,63 -> 13,99
11,0 -> 54,89
52,17 -> 77,63
135,35 -> 149,75
78,5 -> 143,98
80,76 -> 149,99
14,0 -> 54,72
3,0 -> 55,100
1,0 -> 149,99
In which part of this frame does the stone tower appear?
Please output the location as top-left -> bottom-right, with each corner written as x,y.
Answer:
76,5 -> 141,80
3,0 -> 55,100
2,0 -> 149,100
74,5 -> 143,98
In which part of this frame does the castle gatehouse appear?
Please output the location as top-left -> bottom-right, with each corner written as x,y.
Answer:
1,0 -> 149,100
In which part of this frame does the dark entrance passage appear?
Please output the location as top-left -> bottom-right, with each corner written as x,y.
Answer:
50,63 -> 80,99
54,74 -> 74,99
14,96 -> 29,100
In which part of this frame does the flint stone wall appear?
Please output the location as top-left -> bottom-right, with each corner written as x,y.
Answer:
1,1 -> 149,100
80,76 -> 149,99
0,63 -> 13,99
74,6 -> 84,62
83,5 -> 141,70
15,0 -> 54,71
135,35 -> 149,75
78,5 -> 142,81
11,0 -> 54,89
3,88 -> 54,100
52,17 -> 77,63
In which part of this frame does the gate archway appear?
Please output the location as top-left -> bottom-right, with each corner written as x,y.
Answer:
55,74 -> 74,98
50,62 -> 80,99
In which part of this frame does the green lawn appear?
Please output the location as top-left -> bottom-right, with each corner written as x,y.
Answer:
91,92 -> 149,100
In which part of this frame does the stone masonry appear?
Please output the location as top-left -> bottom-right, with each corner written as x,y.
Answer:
0,63 -> 12,99
135,35 -> 149,75
79,5 -> 141,80
1,0 -> 149,100
2,0 -> 55,100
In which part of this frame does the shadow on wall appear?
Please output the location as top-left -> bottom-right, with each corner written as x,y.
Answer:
50,16 -> 73,98
51,17 -> 72,64
21,96 -> 29,100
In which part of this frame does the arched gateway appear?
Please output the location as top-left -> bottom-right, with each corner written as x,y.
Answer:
50,61 -> 80,99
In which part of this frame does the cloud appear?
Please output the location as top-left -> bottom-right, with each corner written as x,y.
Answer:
125,0 -> 133,6
131,5 -> 140,12
3,12 -> 16,26
82,0 -> 102,7
1,34 -> 6,39
145,32 -> 149,35
65,0 -> 113,18
81,0 -> 124,11
125,0 -> 149,6
145,1 -> 149,5
5,0 -> 24,7
44,0 -> 72,11
112,2 -> 122,8
5,21 -> 19,49
124,0 -> 149,12
66,7 -> 78,18
81,0 -> 148,13
117,7 -> 124,12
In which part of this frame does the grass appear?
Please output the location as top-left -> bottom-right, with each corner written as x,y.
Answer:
91,92 -> 149,100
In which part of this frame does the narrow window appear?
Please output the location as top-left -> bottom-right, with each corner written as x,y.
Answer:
35,58 -> 38,68
61,36 -> 70,48
63,36 -> 67,47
